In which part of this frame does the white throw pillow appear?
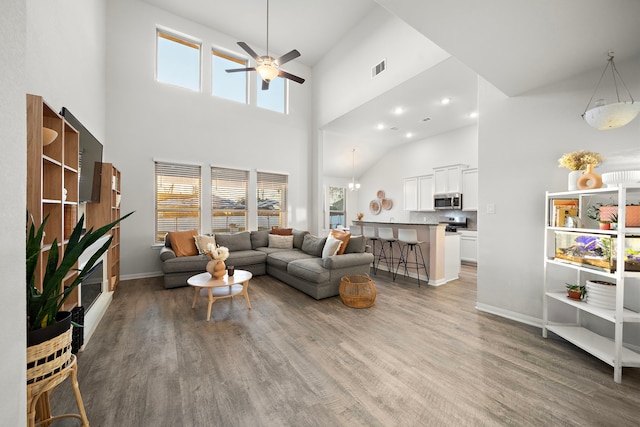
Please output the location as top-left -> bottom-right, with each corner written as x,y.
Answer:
268,234 -> 294,249
194,235 -> 216,254
322,236 -> 343,258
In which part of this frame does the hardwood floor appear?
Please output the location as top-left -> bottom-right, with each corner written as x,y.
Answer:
50,266 -> 640,426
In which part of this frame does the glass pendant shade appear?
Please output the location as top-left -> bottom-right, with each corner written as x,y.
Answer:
583,101 -> 640,130
582,52 -> 638,130
257,64 -> 279,82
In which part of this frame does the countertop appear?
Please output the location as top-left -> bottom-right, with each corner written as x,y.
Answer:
353,220 -> 440,226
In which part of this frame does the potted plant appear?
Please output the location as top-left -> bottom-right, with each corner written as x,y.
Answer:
586,203 -> 612,230
26,211 -> 132,346
565,283 -> 586,301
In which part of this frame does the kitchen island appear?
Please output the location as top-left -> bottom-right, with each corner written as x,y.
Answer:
352,221 -> 460,285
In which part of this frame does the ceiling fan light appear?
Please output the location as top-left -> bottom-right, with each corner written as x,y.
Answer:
256,64 -> 279,82
583,102 -> 640,130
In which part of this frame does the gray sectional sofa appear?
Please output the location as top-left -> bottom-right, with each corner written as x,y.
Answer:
159,229 -> 374,300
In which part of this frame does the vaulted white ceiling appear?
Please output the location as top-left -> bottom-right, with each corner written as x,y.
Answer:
143,0 -> 640,178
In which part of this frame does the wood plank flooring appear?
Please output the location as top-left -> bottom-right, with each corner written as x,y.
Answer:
50,266 -> 640,426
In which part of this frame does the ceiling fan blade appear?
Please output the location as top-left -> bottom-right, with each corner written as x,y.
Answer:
225,67 -> 256,73
275,49 -> 300,66
237,42 -> 261,62
278,70 -> 305,84
262,79 -> 270,91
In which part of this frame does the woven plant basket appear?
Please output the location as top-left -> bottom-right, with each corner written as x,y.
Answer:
339,274 -> 377,308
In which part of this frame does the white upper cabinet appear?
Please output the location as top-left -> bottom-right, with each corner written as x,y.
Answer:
403,177 -> 418,211
418,175 -> 434,211
434,164 -> 466,194
462,168 -> 478,211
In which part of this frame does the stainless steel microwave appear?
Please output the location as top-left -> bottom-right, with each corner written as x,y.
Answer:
434,193 -> 462,210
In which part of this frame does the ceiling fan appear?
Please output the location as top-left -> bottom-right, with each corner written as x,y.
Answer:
225,0 -> 305,90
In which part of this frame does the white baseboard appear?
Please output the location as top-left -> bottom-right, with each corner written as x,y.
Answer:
475,302 -> 543,328
120,271 -> 163,281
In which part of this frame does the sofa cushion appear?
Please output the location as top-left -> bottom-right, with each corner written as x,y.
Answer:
266,249 -> 315,270
162,254 -> 208,274
322,252 -> 375,269
167,229 -> 199,257
329,229 -> 351,255
269,234 -> 294,249
250,230 -> 269,249
194,235 -> 216,254
226,250 -> 267,266
287,258 -> 330,284
344,235 -> 366,254
301,234 -> 326,257
215,231 -> 252,252
270,228 -> 293,235
292,229 -> 309,249
322,236 -> 343,258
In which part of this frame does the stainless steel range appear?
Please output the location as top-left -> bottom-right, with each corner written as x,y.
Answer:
441,216 -> 468,232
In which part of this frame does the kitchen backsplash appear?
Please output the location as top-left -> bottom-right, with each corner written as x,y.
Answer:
408,210 -> 477,230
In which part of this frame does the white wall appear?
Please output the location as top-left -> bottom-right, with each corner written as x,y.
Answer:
352,125 -> 478,224
0,2 -> 26,424
26,0 -> 107,142
106,0 -> 313,278
477,56 -> 640,332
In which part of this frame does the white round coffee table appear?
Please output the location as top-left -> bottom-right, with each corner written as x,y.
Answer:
187,270 -> 252,321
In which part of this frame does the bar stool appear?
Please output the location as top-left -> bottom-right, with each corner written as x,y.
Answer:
350,224 -> 363,236
395,228 -> 429,287
362,226 -> 379,274
377,227 -> 399,279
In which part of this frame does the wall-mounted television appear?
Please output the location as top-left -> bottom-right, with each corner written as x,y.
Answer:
60,107 -> 103,203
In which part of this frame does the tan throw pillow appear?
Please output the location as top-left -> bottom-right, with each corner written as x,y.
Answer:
271,228 -> 293,236
194,235 -> 217,254
168,229 -> 199,257
329,229 -> 351,255
322,236 -> 343,258
268,234 -> 294,249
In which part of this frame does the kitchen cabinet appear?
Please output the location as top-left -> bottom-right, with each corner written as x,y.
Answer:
403,177 -> 418,210
418,175 -> 434,211
434,164 -> 466,194
459,230 -> 478,263
543,185 -> 640,383
462,168 -> 478,211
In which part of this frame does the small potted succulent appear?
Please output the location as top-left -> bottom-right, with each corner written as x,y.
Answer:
566,283 -> 586,301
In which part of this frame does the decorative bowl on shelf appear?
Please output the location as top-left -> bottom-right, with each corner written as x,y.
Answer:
601,170 -> 640,187
585,280 -> 616,310
42,127 -> 58,146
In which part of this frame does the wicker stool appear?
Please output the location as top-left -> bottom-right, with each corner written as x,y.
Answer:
339,275 -> 377,308
27,328 -> 89,427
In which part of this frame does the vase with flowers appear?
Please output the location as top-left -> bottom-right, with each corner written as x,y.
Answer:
558,150 -> 604,190
205,243 -> 229,279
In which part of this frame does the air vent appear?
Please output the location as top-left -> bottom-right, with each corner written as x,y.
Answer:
372,59 -> 386,78
389,126 -> 399,131
421,117 -> 432,122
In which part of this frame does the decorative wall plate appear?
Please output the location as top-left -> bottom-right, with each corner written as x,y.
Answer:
376,190 -> 385,199
381,198 -> 393,210
369,200 -> 381,215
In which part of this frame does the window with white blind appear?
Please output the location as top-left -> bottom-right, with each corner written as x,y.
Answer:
155,162 -> 201,242
257,172 -> 288,230
211,167 -> 248,233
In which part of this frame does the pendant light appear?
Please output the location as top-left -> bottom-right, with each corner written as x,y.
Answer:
348,148 -> 360,191
582,52 -> 640,130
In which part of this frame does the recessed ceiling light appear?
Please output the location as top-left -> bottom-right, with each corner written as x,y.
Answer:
394,106 -> 404,115
376,123 -> 385,130
441,97 -> 451,105
406,132 -> 413,138
469,111 -> 479,118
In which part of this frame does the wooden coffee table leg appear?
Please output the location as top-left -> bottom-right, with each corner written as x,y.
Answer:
206,288 -> 215,321
191,287 -> 200,309
242,280 -> 252,309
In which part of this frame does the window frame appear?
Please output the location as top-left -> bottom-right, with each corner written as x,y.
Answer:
256,74 -> 289,114
154,161 -> 202,243
211,166 -> 249,233
156,28 -> 202,91
211,49 -> 249,104
256,171 -> 288,230
328,186 -> 347,230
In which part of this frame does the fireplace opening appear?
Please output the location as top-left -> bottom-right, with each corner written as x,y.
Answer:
81,260 -> 103,312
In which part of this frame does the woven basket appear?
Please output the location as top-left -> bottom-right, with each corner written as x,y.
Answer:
339,275 -> 377,308
27,328 -> 73,389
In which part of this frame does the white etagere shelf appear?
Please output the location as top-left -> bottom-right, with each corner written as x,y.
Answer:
543,184 -> 640,383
